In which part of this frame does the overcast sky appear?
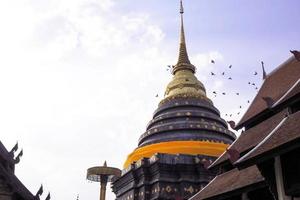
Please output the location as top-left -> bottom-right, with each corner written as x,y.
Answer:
0,0 -> 299,199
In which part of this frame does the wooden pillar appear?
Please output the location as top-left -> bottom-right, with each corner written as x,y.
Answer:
274,156 -> 291,200
100,181 -> 107,200
242,192 -> 250,200
99,175 -> 108,200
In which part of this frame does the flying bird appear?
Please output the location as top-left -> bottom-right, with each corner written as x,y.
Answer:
236,93 -> 239,95
237,112 -> 240,115
290,50 -> 300,61
229,65 -> 232,68
213,91 -> 217,94
228,77 -> 232,80
254,71 -> 258,75
222,92 -> 226,95
248,82 -> 251,85
247,100 -> 250,103
167,65 -> 172,68
211,60 -> 215,64
222,72 -> 225,75
155,94 -> 159,97
211,72 -> 216,76
252,83 -> 256,86
239,106 -> 242,109
229,114 -> 232,117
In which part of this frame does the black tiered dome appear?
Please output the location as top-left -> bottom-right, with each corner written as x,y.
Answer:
139,96 -> 236,147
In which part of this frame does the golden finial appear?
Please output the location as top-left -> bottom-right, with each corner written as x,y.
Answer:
160,0 -> 209,105
180,0 -> 184,14
173,0 -> 195,74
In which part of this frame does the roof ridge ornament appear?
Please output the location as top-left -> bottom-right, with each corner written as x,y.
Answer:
172,0 -> 196,74
261,61 -> 267,80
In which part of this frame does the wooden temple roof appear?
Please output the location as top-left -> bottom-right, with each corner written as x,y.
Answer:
209,108 -> 289,169
236,56 -> 300,129
0,141 -> 14,165
0,141 -> 36,200
235,110 -> 300,168
191,55 -> 300,200
190,166 -> 265,200
0,164 -> 36,200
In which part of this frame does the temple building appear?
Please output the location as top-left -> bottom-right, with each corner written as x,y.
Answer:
191,53 -> 300,200
0,141 -> 49,200
112,1 -> 236,199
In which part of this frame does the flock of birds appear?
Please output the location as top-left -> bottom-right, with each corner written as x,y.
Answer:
160,59 -> 264,119
208,59 -> 264,118
155,50 -> 300,121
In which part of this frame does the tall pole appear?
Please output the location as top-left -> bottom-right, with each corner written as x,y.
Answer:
99,175 -> 108,200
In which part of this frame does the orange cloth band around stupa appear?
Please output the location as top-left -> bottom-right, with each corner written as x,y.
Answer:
123,140 -> 229,168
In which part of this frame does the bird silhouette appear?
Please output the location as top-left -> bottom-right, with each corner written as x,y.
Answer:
237,112 -> 240,115
247,100 -> 250,103
229,65 -> 232,68
222,92 -> 226,95
229,114 -> 232,117
211,72 -> 216,76
290,50 -> 300,61
252,83 -> 256,86
239,106 -> 242,109
228,77 -> 232,80
211,60 -> 215,64
167,65 -> 171,68
255,87 -> 258,90
248,82 -> 251,85
236,93 -> 239,95
254,71 -> 258,75
213,91 -> 217,94
222,72 -> 225,75
155,94 -> 159,97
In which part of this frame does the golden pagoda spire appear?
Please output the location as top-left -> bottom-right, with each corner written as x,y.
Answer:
173,0 -> 196,74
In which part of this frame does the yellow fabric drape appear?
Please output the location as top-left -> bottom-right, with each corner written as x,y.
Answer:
124,140 -> 228,168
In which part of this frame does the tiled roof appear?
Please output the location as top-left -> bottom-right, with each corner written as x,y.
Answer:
209,109 -> 289,169
273,79 -> 300,107
236,57 -> 300,128
0,141 -> 14,165
0,141 -> 36,200
190,166 -> 264,200
236,110 -> 300,167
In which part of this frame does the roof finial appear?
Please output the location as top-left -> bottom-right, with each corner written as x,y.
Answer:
261,61 -> 267,80
180,0 -> 184,14
172,0 -> 195,74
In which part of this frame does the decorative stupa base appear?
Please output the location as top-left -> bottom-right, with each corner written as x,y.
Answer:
112,153 -> 217,200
